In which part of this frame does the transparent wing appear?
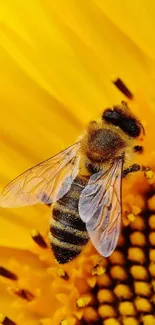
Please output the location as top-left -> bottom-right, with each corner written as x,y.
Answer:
79,158 -> 123,257
0,142 -> 80,208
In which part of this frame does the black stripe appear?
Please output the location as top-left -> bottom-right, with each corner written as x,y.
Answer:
51,243 -> 81,264
51,174 -> 89,264
59,193 -> 79,210
58,176 -> 88,210
53,205 -> 86,231
50,225 -> 89,245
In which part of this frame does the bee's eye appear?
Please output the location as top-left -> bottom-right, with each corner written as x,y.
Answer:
102,109 -> 119,125
102,108 -> 141,138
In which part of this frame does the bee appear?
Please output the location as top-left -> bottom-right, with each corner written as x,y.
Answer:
0,101 -> 145,264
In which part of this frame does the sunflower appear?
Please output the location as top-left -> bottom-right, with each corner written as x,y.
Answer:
0,1 -> 155,325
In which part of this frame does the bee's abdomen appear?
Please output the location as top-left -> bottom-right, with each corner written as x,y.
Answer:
49,176 -> 89,264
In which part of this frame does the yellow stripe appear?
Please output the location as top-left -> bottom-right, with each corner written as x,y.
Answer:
48,233 -> 83,251
68,190 -> 80,199
50,218 -> 88,239
52,202 -> 79,218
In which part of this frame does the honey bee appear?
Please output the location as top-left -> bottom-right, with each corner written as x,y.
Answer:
0,101 -> 145,263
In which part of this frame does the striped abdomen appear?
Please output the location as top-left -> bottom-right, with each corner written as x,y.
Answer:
49,176 -> 89,264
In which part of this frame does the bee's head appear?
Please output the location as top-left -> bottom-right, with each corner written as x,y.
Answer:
102,101 -> 145,138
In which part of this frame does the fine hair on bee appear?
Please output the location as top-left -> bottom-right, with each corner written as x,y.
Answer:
80,101 -> 144,176
0,101 -> 145,264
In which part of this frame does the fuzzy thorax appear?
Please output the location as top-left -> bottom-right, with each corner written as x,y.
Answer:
79,115 -> 144,175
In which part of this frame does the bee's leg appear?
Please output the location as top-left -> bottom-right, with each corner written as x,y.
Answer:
85,162 -> 100,174
122,164 -> 141,178
123,164 -> 151,178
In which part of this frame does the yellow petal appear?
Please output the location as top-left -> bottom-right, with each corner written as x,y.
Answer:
0,2 -> 155,323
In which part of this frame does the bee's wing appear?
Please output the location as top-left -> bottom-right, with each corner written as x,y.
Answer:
79,158 -> 123,257
0,142 -> 80,208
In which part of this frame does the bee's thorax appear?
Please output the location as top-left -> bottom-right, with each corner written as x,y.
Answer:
86,128 -> 126,163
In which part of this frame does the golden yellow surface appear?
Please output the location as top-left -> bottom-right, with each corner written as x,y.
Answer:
0,1 -> 155,325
